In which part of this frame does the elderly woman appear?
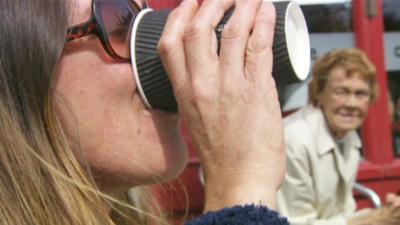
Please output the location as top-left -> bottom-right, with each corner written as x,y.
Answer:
278,48 -> 400,225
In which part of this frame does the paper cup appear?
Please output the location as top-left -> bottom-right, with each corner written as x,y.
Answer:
131,1 -> 310,112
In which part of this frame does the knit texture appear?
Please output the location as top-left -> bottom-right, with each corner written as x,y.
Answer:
185,205 -> 289,225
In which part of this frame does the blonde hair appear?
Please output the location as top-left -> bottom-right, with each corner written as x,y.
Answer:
309,48 -> 379,106
0,0 -> 172,224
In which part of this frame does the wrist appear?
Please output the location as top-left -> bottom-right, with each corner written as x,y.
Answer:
203,172 -> 278,212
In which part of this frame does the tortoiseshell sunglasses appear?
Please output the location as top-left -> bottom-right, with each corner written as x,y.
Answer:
66,0 -> 147,62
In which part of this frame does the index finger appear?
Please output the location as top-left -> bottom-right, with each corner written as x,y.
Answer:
158,0 -> 198,93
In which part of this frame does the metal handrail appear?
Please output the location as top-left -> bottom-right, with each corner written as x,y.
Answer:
353,182 -> 382,208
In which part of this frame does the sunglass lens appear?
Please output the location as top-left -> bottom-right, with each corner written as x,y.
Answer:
99,0 -> 140,58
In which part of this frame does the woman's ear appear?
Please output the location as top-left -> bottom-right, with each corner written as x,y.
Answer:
315,94 -> 322,107
316,90 -> 327,109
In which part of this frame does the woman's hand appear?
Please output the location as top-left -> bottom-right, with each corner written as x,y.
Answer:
158,0 -> 285,211
386,193 -> 400,207
349,205 -> 400,225
349,194 -> 400,225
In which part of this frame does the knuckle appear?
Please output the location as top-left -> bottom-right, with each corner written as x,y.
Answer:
247,33 -> 269,54
222,82 -> 239,99
190,77 -> 218,103
203,0 -> 225,9
191,87 -> 214,105
201,0 -> 214,6
239,0 -> 261,8
167,7 -> 182,22
221,24 -> 245,40
157,35 -> 177,57
184,21 -> 207,42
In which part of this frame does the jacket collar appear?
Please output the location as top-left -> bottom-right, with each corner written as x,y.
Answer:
301,104 -> 361,156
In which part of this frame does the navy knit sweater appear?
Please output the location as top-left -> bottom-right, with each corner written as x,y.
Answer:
185,205 -> 289,225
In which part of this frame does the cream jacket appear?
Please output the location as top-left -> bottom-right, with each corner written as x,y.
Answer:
277,104 -> 362,225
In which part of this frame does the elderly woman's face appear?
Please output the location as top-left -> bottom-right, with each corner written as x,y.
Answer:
317,66 -> 372,139
54,0 -> 188,192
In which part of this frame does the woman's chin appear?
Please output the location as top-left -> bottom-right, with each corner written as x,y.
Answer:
155,134 -> 189,182
130,101 -> 188,183
141,113 -> 189,182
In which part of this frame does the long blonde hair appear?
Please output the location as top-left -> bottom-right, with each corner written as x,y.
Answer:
0,0 -> 164,224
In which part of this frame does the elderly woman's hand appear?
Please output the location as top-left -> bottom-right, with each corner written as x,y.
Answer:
158,0 -> 285,211
349,196 -> 400,225
349,205 -> 400,225
386,193 -> 400,207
